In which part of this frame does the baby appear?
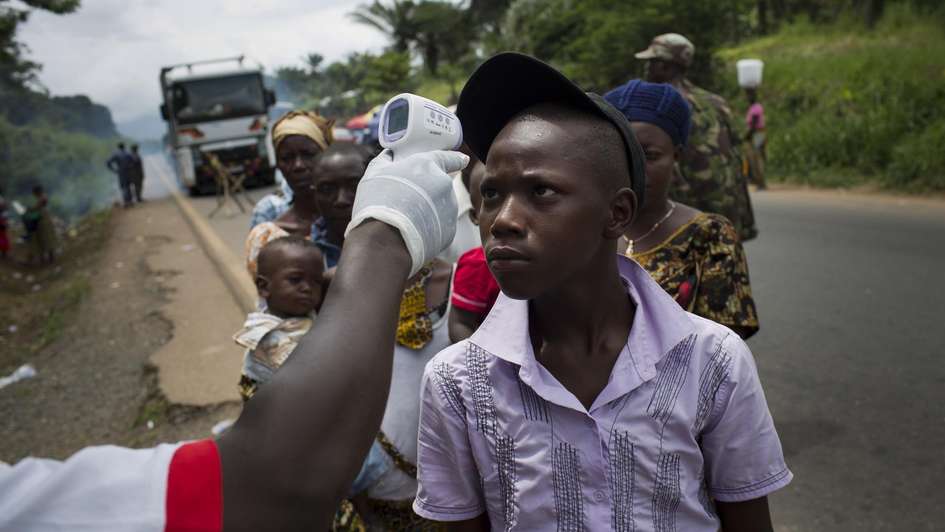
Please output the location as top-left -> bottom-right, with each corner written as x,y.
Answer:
234,236 -> 325,401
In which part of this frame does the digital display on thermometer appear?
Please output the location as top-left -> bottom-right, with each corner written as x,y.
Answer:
379,93 -> 462,159
387,104 -> 409,134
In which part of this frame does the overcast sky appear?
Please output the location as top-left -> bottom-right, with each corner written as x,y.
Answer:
20,0 -> 388,128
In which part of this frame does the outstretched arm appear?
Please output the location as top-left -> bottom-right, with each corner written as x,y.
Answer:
218,149 -> 467,531
219,222 -> 410,530
0,150 -> 466,532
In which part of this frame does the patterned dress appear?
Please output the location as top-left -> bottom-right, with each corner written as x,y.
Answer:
627,213 -> 759,338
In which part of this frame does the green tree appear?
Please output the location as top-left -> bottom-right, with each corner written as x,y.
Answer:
0,0 -> 80,89
349,0 -> 419,53
412,1 -> 475,76
495,0 -> 756,91
468,0 -> 513,28
359,51 -> 416,102
273,66 -> 312,101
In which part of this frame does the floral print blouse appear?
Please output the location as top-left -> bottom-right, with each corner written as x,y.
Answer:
627,213 -> 759,338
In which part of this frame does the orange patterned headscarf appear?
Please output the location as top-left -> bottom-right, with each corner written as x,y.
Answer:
271,110 -> 335,152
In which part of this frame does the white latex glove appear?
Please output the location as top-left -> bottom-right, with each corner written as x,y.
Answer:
345,149 -> 469,276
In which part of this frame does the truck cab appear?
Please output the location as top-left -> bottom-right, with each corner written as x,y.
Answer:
160,57 -> 277,195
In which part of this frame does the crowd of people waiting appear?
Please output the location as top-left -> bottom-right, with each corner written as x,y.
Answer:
0,32 -> 784,532
229,33 -> 777,531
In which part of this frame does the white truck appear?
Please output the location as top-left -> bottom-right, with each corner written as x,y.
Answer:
159,56 -> 277,195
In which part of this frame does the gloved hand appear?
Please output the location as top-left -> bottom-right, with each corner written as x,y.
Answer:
345,149 -> 469,276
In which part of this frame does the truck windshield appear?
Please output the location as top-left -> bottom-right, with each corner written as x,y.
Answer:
172,73 -> 265,124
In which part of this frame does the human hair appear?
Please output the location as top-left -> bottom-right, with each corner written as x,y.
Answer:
256,236 -> 324,279
312,142 -> 374,174
513,103 -> 630,193
117,142 -> 126,150
32,184 -> 45,195
460,151 -> 482,192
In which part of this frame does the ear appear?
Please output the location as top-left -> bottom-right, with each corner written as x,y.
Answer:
255,275 -> 271,299
468,209 -> 479,226
604,187 -> 637,239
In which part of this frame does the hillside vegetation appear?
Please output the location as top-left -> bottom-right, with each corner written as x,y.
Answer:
1,1 -> 118,223
0,109 -> 115,221
278,0 -> 943,193
716,5 -> 945,191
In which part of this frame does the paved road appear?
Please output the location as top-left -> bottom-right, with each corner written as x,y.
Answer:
143,154 -> 276,259
154,154 -> 945,531
744,189 -> 945,531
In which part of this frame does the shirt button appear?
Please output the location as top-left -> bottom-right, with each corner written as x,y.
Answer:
594,490 -> 605,502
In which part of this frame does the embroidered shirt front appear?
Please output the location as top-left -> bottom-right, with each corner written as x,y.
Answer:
413,255 -> 791,531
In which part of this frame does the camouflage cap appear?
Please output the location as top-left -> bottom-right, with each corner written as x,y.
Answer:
634,33 -> 695,68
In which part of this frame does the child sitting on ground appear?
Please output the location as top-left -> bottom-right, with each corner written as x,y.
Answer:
234,236 -> 324,401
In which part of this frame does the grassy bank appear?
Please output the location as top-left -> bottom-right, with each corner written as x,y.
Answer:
717,5 -> 945,191
0,115 -> 117,225
0,210 -> 110,373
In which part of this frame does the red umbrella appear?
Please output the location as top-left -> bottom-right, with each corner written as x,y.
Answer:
346,115 -> 368,129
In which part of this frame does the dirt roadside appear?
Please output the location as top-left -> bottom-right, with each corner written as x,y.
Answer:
0,199 -> 243,462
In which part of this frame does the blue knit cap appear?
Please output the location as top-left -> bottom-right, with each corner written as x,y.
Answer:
603,80 -> 691,147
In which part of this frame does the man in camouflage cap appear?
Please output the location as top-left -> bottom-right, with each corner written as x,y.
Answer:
635,33 -> 758,240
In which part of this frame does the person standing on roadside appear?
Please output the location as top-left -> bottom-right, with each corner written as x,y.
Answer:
743,88 -> 767,190
413,52 -> 788,531
605,79 -> 759,339
129,144 -> 145,202
633,33 -> 758,241
244,110 -> 334,278
24,184 -> 57,265
106,142 -> 133,208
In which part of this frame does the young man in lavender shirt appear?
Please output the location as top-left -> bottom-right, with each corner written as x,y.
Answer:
413,53 -> 791,532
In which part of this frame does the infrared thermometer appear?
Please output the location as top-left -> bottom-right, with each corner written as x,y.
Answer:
379,93 -> 463,159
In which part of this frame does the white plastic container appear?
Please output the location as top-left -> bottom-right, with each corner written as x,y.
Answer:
737,59 -> 764,88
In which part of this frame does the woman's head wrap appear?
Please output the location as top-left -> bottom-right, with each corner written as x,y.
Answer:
271,110 -> 335,152
603,80 -> 691,147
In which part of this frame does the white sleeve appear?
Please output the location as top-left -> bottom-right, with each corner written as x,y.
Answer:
0,443 -> 181,532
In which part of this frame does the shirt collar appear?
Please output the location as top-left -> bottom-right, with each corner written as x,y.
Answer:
311,217 -> 341,249
311,217 -> 343,268
469,255 -> 696,412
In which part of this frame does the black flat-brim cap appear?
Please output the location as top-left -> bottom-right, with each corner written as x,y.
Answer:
457,52 -> 646,207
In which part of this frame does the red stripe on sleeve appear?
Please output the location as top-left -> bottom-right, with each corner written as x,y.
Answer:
165,439 -> 223,532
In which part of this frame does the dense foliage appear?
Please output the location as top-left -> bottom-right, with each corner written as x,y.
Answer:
494,0 -> 756,91
716,4 -> 945,190
0,115 -> 114,221
0,0 -> 119,222
274,0 -> 942,191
